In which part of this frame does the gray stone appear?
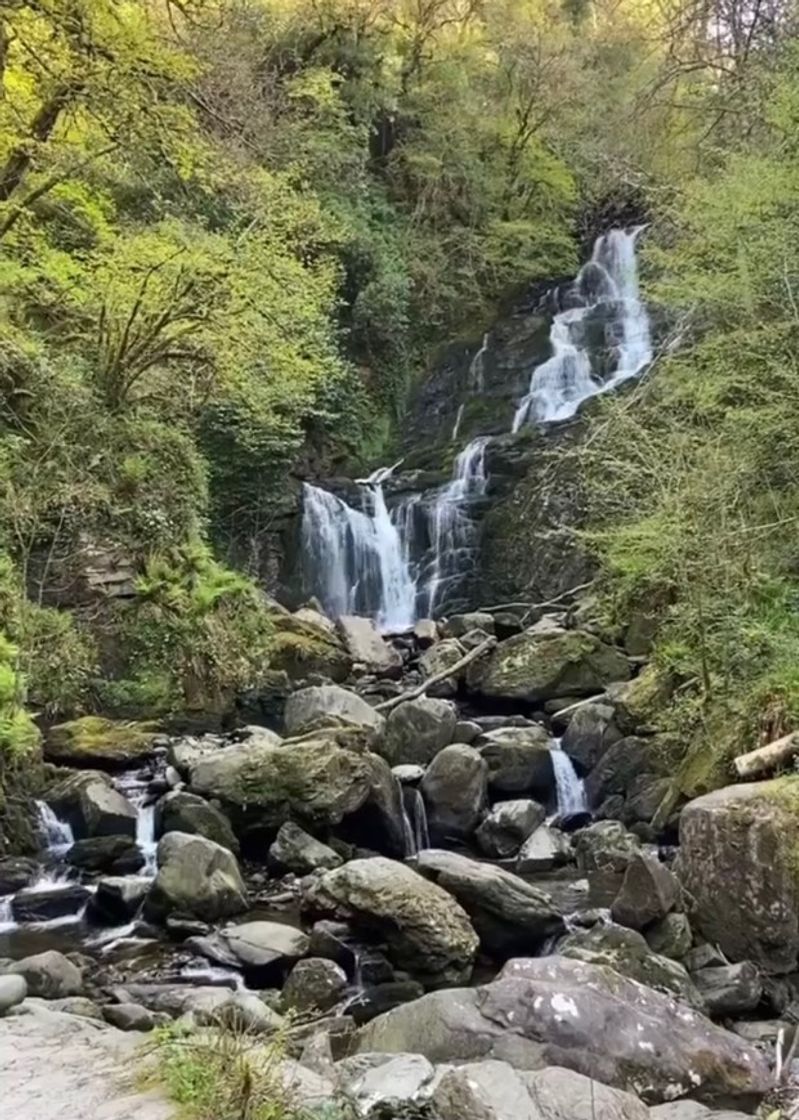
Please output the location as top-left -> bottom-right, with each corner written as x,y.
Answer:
416,849 -> 563,956
645,913 -> 693,960
649,1105 -> 752,1120
383,698 -> 457,766
421,745 -> 487,841
0,974 -> 27,1015
0,857 -> 38,894
284,684 -> 385,737
562,702 -> 622,772
46,997 -> 103,1019
155,791 -> 238,852
476,726 -> 554,796
222,921 -> 309,970
575,821 -> 641,908
442,612 -> 495,639
392,764 -> 425,784
336,616 -> 403,677
103,1003 -> 170,1031
341,1053 -> 435,1115
731,1019 -> 790,1045
345,982 -> 425,1027
90,876 -> 150,923
684,945 -> 728,973
144,832 -> 247,922
48,771 -> 137,838
516,824 -> 572,873
302,857 -> 478,986
7,950 -> 82,999
11,884 -> 90,924
692,963 -> 763,1016
282,958 -> 348,1013
452,721 -> 481,744
611,853 -> 680,931
66,835 -> 144,873
524,1066 -> 649,1120
419,639 -> 465,698
475,800 -> 545,860
269,822 -> 342,874
413,620 -> 438,647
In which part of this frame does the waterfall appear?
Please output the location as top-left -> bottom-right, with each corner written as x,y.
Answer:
36,801 -> 74,857
451,403 -> 465,442
400,783 -> 430,857
113,770 -> 159,877
550,741 -> 587,818
469,332 -> 489,392
0,896 -> 16,933
513,227 -> 652,429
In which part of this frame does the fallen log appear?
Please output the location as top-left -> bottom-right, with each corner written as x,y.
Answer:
733,732 -> 799,780
374,636 -> 497,713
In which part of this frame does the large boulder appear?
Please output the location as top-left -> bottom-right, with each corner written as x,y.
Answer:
155,790 -> 238,852
356,956 -> 771,1104
516,823 -> 572,873
11,884 -> 90,923
336,616 -> 402,677
90,876 -> 150,923
476,799 -> 545,859
562,702 -> 622,771
575,821 -> 641,908
467,627 -> 630,704
269,611 -> 352,683
269,822 -> 342,874
189,735 -> 402,853
420,745 -> 487,841
442,612 -> 496,639
284,684 -> 384,737
611,853 -> 680,931
585,736 -> 668,808
416,849 -> 563,956
691,963 -> 763,1017
302,857 -> 479,985
44,717 -> 159,768
678,780 -> 799,972
144,831 -> 247,922
6,950 -> 82,998
66,834 -> 144,873
419,639 -> 465,698
47,771 -> 137,838
476,726 -> 554,796
282,957 -> 348,1012
382,698 -> 457,766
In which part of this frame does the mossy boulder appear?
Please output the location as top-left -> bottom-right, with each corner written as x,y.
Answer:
678,778 -> 799,972
467,626 -> 630,704
268,613 -> 352,684
44,717 -> 160,769
144,831 -> 248,923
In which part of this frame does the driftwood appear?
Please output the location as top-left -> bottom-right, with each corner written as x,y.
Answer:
733,732 -> 799,780
479,580 -> 595,618
550,693 -> 608,722
374,636 -> 497,713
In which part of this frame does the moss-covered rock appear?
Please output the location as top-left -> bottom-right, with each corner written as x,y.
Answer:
467,626 -> 630,703
268,613 -> 352,684
44,717 -> 160,769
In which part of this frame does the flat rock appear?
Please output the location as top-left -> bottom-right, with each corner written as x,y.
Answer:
269,821 -> 342,874
516,824 -> 572,873
284,684 -> 385,737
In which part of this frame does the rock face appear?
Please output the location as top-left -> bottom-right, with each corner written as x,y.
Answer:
416,849 -> 563,956
155,791 -> 238,852
382,698 -> 457,766
678,780 -> 799,972
467,627 -> 629,703
268,822 -> 342,874
144,832 -> 247,922
420,744 -> 487,841
7,950 -> 82,998
48,772 -> 137,838
476,726 -> 553,796
303,857 -> 479,985
476,799 -> 545,859
283,684 -> 384,737
336,615 -> 403,677
356,956 -> 771,1104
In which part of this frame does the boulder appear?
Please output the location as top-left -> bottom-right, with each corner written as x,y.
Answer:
575,821 -> 641,908
103,1002 -> 170,1031
624,775 -> 672,825
144,832 -> 247,922
0,974 -> 27,1015
416,849 -> 563,957
585,737 -> 667,807
453,720 -> 481,744
47,771 -> 137,838
467,627 -> 630,704
413,619 -> 438,647
476,800 -> 545,859
284,684 -> 384,737
155,790 -> 238,852
282,958 -> 348,1012
523,1066 -> 650,1120
421,745 -> 487,841
221,921 -> 310,972
562,702 -> 622,771
66,834 -> 144,873
692,963 -> 763,1016
90,876 -> 150,923
442,612 -> 495,639
345,981 -> 425,1026
516,824 -> 572,873
419,639 -> 465,698
302,857 -> 478,985
382,698 -> 457,766
645,913 -> 693,961
7,950 -> 82,998
336,616 -> 403,677
558,924 -> 704,1007
339,1053 -> 435,1115
269,611 -> 352,683
308,920 -> 357,975
678,780 -> 799,972
611,853 -> 680,931
269,822 -> 342,874
476,726 -> 554,796
0,856 -> 38,894
44,717 -> 159,768
11,884 -> 90,924
356,956 -> 771,1104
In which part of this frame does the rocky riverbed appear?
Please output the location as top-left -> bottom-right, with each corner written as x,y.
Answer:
2,602 -> 799,1118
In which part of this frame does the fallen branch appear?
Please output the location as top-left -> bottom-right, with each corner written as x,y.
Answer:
375,636 -> 497,713
551,693 -> 608,721
733,732 -> 799,780
479,579 -> 595,618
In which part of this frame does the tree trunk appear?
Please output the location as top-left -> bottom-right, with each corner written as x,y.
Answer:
733,733 -> 799,780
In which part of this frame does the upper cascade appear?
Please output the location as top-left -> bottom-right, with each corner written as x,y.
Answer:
300,227 -> 653,630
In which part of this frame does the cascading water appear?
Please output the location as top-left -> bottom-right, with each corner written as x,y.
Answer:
114,770 -> 159,877
550,741 -> 587,818
469,332 -> 489,392
36,801 -> 74,857
513,227 -> 652,429
400,784 -> 430,857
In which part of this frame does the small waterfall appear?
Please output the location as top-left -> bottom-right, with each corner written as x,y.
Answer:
0,896 -> 16,933
399,783 -> 430,857
513,227 -> 652,429
550,741 -> 588,818
451,403 -> 465,442
114,770 -> 159,877
469,332 -> 490,391
36,801 -> 74,857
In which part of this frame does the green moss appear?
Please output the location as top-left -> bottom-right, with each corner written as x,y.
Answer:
269,616 -> 351,684
46,716 -> 160,765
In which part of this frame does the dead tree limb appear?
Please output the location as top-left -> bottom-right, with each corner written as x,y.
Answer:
375,637 -> 497,713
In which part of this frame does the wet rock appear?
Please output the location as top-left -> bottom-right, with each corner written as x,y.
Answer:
103,1003 -> 170,1031
645,913 -> 693,960
475,800 -> 545,859
221,920 -> 309,976
346,981 -> 425,1026
416,849 -> 563,957
692,963 -> 763,1016
419,639 -> 464,698
308,920 -> 357,975
303,857 -> 478,986
336,616 -> 403,678
66,835 -> 144,874
467,626 -> 630,703
284,684 -> 385,737
515,823 -> 572,873
144,831 -> 247,922
90,876 -> 150,923
269,822 -> 342,874
421,745 -> 487,841
476,726 -> 554,796
383,699 -> 457,766
45,716 -> 159,768
282,958 -> 348,1012
356,955 -> 771,1104
155,791 -> 238,852
393,764 -> 425,784
48,771 -> 137,838
11,884 -> 90,924
0,857 -> 38,894
678,781 -> 799,972
7,950 -> 82,998
0,975 -> 27,1015
413,620 -> 438,647
575,820 -> 641,908
562,702 -> 622,772
611,853 -> 680,931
